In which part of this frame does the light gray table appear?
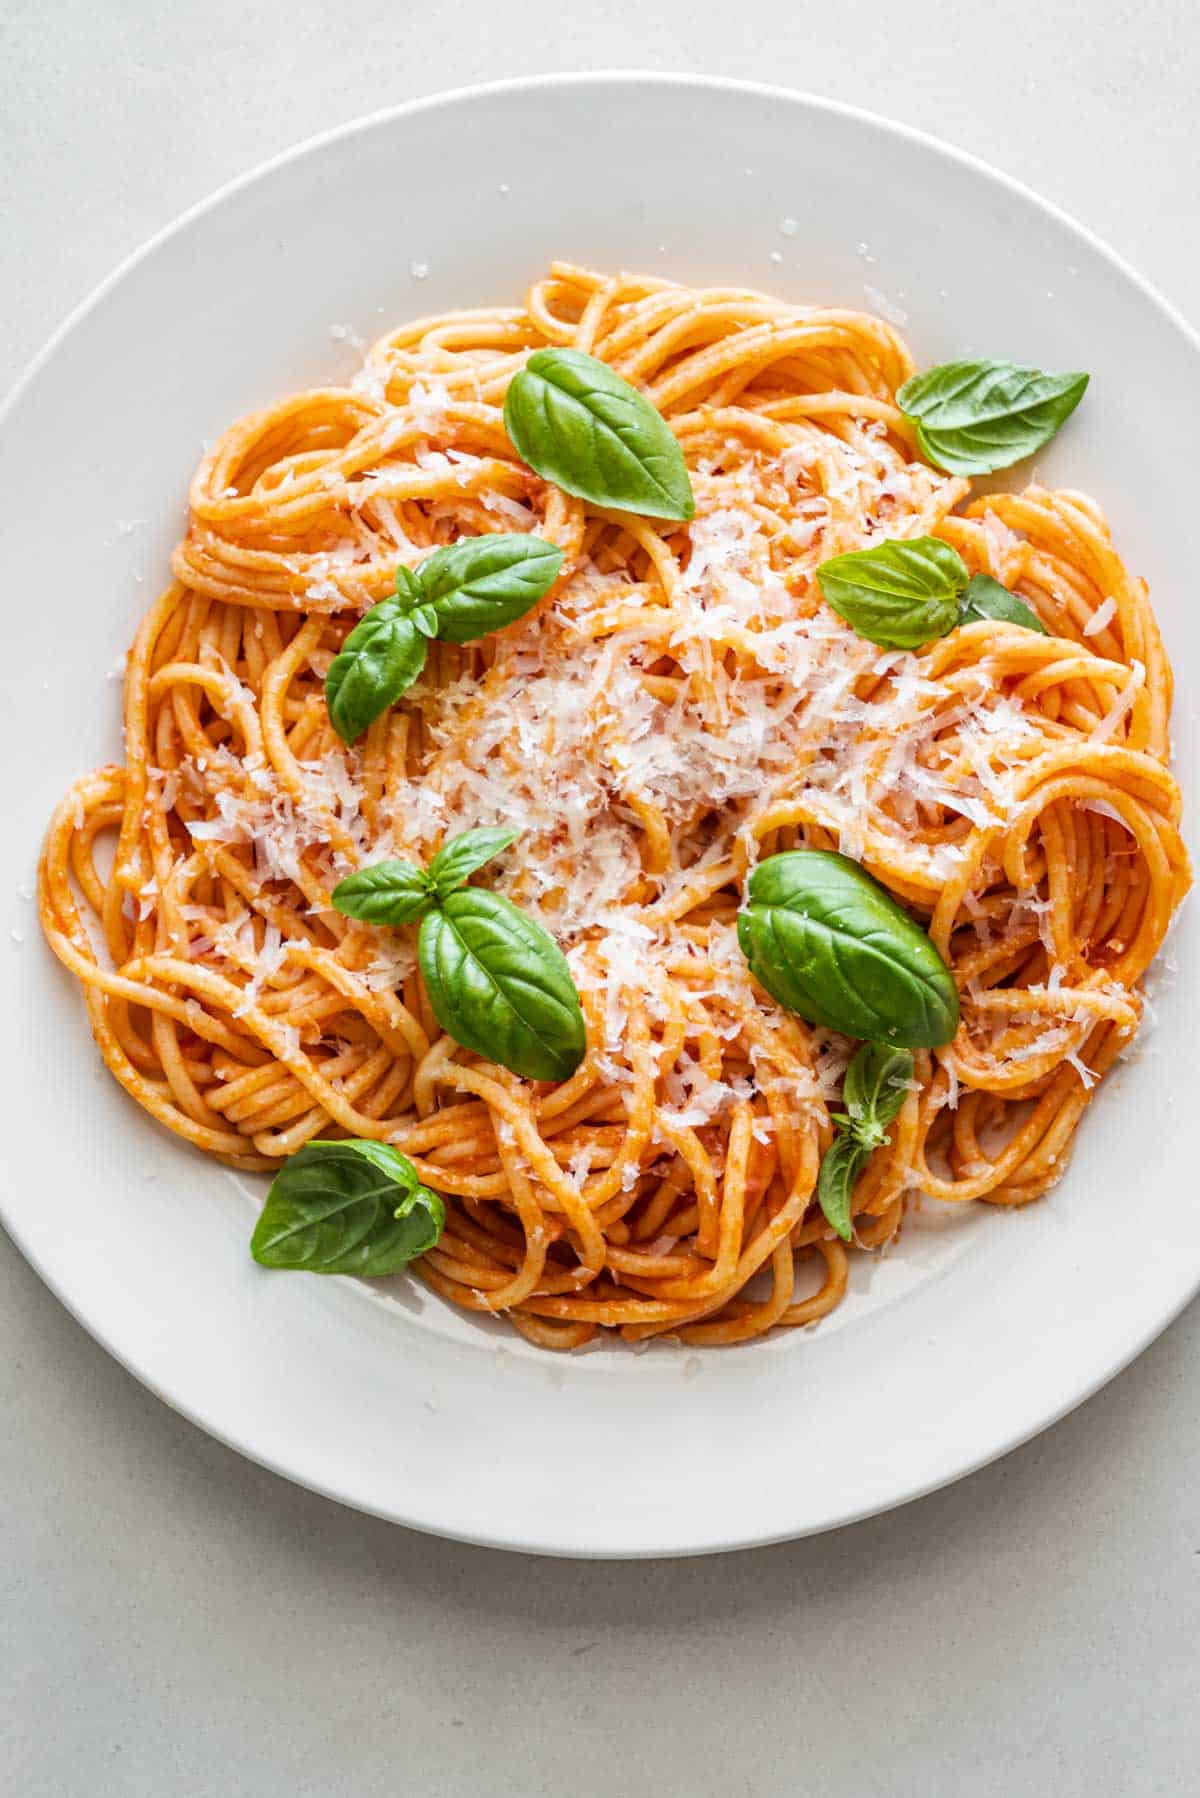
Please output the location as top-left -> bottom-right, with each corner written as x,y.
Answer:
4,5 -> 1198,1793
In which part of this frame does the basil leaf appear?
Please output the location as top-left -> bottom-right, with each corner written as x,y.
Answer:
250,1139 -> 444,1275
427,826 -> 519,898
737,849 -> 959,1048
408,602 -> 440,639
419,887 -> 586,1081
958,573 -> 1048,635
414,533 -> 564,645
816,537 -> 967,649
842,1042 -> 913,1149
816,1042 -> 913,1241
324,536 -> 564,744
331,860 -> 436,925
503,348 -> 695,522
816,1132 -> 867,1243
897,359 -> 1089,475
395,564 -> 422,604
325,600 -> 428,744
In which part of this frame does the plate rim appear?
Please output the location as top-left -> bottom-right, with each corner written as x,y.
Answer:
3,70 -> 1196,1558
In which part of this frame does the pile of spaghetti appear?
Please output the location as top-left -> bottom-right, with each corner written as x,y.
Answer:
40,263 -> 1190,1349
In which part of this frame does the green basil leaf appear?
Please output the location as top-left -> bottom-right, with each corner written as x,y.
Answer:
414,533 -> 565,645
418,887 -> 586,1082
737,849 -> 959,1048
250,1139 -> 444,1275
325,600 -> 428,744
816,536 -> 968,649
331,860 -> 436,925
958,573 -> 1048,634
842,1042 -> 914,1149
395,564 -> 422,603
816,1131 -> 868,1243
408,602 -> 440,639
897,359 -> 1089,475
503,348 -> 695,522
427,827 -> 519,899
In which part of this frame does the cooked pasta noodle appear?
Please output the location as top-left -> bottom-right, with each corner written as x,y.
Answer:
39,263 -> 1190,1348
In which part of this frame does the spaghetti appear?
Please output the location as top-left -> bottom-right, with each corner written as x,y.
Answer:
39,263 -> 1191,1349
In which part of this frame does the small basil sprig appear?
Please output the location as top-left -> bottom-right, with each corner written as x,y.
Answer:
840,1041 -> 915,1145
817,538 -> 1045,647
504,348 -> 695,521
817,1042 -> 913,1240
897,358 -> 1089,475
737,849 -> 959,1048
250,1139 -> 444,1275
325,534 -> 564,743
333,828 -> 586,1082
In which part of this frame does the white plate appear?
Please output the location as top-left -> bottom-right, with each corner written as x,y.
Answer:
2,74 -> 1195,1558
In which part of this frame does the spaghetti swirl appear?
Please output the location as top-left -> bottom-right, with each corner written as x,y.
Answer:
39,263 -> 1190,1349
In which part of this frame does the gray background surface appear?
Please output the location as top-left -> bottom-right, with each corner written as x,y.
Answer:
3,4 -> 1198,1793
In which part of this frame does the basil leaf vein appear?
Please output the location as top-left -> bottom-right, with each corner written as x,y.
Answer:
737,849 -> 959,1048
250,1139 -> 444,1275
897,358 -> 1089,475
503,348 -> 695,521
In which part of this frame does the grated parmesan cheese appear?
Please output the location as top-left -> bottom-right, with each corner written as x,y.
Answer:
1090,659 -> 1145,743
1083,596 -> 1117,637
